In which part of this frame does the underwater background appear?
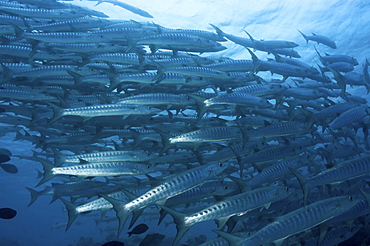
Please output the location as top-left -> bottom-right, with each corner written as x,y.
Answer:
1,0 -> 370,245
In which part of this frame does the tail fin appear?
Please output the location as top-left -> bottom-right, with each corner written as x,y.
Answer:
209,24 -> 225,38
45,102 -> 64,125
25,187 -> 41,207
157,205 -> 190,246
212,230 -> 243,246
289,167 -> 310,205
99,193 -> 130,236
59,198 -> 80,231
36,157 -> 56,187
245,47 -> 261,72
297,29 -> 309,43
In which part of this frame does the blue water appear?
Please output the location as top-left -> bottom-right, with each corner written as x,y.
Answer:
1,1 -> 370,245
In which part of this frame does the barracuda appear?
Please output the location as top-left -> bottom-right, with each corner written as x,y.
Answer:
53,149 -> 154,166
329,105 -> 370,129
169,126 -> 243,146
61,190 -> 129,230
37,158 -> 158,186
153,66 -> 230,82
298,30 -> 337,49
0,6 -> 86,19
115,93 -> 195,108
161,186 -> 292,246
102,162 -> 229,234
46,102 -> 161,124
291,155 -> 370,204
215,195 -> 362,246
204,92 -> 273,108
23,31 -> 111,44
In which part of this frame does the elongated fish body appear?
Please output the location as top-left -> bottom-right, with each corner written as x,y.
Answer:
216,195 -> 361,246
274,55 -> 319,74
169,126 -> 242,144
91,27 -> 158,39
116,93 -> 194,107
165,180 -> 238,207
294,155 -> 370,203
55,150 -> 154,165
260,60 -> 314,79
232,84 -> 287,97
184,186 -> 291,225
95,0 -> 153,18
23,32 -> 111,44
312,102 -> 359,122
329,105 -> 369,129
0,89 -> 57,101
160,66 -> 230,80
247,121 -> 308,138
269,48 -> 301,58
318,53 -> 358,66
48,103 -> 161,124
150,57 -> 201,68
113,72 -> 209,89
320,61 -> 354,73
51,161 -> 156,177
75,191 -> 128,214
136,33 -> 216,47
242,145 -> 301,164
204,92 -> 272,108
0,6 -> 86,19
47,42 -> 126,54
104,162 -> 229,233
163,186 -> 292,246
298,30 -> 337,49
245,31 -> 299,49
88,53 -> 142,65
203,59 -> 254,72
60,190 -> 129,230
12,65 -> 78,78
31,16 -> 112,32
160,27 -> 226,42
246,155 -> 306,189
0,44 -> 33,58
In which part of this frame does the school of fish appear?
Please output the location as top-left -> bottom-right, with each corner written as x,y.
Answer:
1,0 -> 370,245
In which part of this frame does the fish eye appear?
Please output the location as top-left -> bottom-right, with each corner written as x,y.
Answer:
218,162 -> 223,167
146,151 -> 151,156
348,196 -> 353,201
285,187 -> 289,191
224,186 -> 228,190
147,165 -> 150,169
148,106 -> 152,109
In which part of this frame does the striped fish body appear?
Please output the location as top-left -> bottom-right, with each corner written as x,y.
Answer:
0,6 -> 86,19
239,196 -> 361,246
56,150 -> 153,165
184,186 -> 291,226
136,33 -> 215,47
76,191 -> 128,214
60,104 -> 160,118
329,105 -> 369,129
23,32 -> 110,44
204,92 -> 272,108
51,162 -> 155,177
124,162 -> 228,212
116,93 -> 194,107
105,162 -> 229,234
162,66 -> 230,80
246,155 -> 305,189
307,155 -> 370,189
247,121 -> 308,138
169,126 -> 241,144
